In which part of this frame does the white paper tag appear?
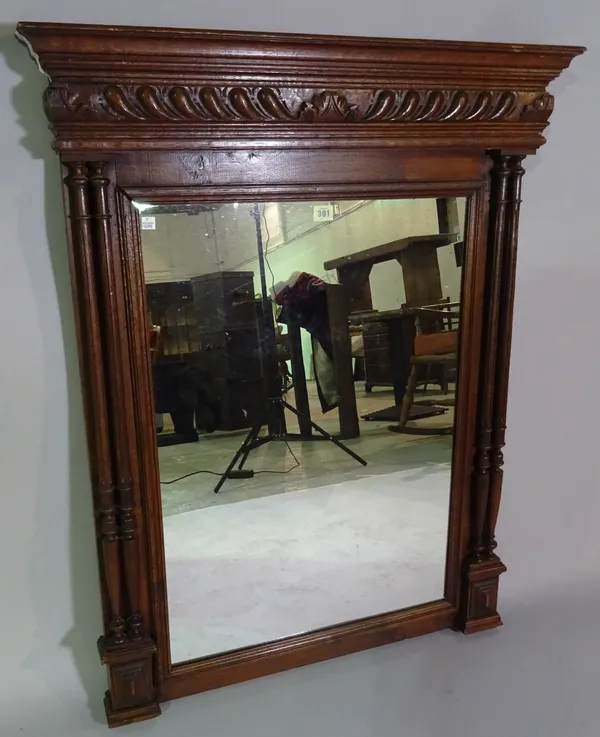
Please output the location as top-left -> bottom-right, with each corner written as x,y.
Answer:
313,205 -> 334,222
141,216 -> 156,230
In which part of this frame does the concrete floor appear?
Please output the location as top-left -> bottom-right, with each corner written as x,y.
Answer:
158,382 -> 455,662
165,465 -> 451,662
158,382 -> 455,516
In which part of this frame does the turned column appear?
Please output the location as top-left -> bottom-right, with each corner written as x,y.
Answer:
64,162 -> 127,647
65,161 -> 160,725
88,162 -> 144,643
485,157 -> 526,555
471,155 -> 512,563
457,153 -> 525,634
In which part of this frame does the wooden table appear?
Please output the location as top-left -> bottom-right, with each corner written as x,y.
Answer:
324,233 -> 458,312
358,309 -> 418,407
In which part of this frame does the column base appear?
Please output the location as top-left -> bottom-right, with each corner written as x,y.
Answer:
454,554 -> 507,634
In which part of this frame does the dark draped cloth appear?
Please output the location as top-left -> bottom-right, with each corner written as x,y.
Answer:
275,272 -> 337,413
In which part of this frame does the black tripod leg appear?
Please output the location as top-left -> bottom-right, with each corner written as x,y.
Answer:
238,423 -> 262,469
237,451 -> 251,470
282,401 -> 367,467
214,420 -> 262,493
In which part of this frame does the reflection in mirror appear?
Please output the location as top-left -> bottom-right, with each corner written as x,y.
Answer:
138,196 -> 467,663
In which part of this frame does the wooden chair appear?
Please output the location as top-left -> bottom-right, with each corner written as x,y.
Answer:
417,300 -> 460,393
393,311 -> 460,435
276,330 -> 294,391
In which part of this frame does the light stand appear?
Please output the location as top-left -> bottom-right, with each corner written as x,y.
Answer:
213,204 -> 366,493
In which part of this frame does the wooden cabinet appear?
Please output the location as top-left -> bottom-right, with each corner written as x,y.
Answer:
146,281 -> 199,359
191,271 -> 263,430
362,321 -> 394,391
146,273 -> 263,430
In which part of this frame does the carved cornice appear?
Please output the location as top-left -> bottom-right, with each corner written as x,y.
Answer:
44,85 -> 554,125
17,22 -> 584,151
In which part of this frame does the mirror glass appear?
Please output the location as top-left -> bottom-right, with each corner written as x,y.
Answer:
138,196 -> 467,663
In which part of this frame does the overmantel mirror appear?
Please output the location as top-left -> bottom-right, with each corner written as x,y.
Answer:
17,21 -> 583,727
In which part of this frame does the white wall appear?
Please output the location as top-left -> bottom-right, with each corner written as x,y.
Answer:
143,198 -> 465,309
142,212 -> 224,283
143,198 -> 464,372
143,199 -> 464,372
1,2 -> 599,736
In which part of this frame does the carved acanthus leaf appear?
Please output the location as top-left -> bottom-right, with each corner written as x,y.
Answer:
519,91 -> 554,122
298,91 -> 359,122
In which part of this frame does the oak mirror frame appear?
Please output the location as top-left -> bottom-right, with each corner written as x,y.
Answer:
16,21 -> 583,728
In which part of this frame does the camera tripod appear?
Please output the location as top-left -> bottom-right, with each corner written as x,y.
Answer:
213,392 -> 367,493
213,203 -> 367,493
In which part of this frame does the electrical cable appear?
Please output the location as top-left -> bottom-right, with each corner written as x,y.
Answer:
262,204 -> 277,296
161,469 -> 222,484
258,438 -> 300,474
160,437 -> 300,484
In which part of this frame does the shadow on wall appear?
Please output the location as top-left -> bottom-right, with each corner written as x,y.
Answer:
0,27 -> 106,724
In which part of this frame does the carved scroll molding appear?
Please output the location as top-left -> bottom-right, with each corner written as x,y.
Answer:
45,85 -> 554,125
17,24 -> 583,153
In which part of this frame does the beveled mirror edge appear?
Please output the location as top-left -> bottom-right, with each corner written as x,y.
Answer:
16,21 -> 584,728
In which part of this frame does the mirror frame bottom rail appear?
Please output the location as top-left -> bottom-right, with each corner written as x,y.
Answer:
15,20 -> 583,728
163,601 -> 454,702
